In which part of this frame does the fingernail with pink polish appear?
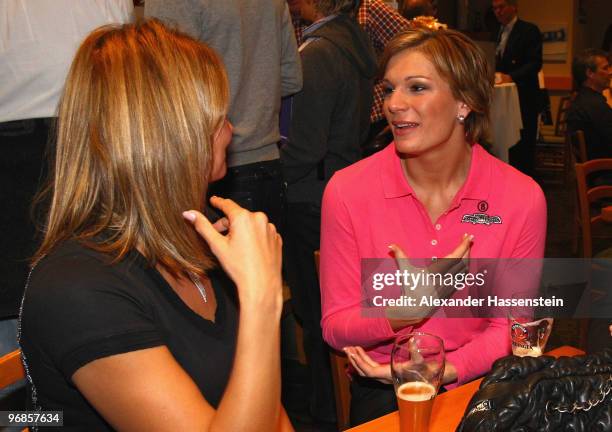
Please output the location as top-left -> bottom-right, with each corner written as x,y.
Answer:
182,211 -> 196,222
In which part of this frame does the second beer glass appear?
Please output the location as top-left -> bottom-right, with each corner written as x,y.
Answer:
508,291 -> 553,357
391,332 -> 445,432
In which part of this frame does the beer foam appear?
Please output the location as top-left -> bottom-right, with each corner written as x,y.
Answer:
397,382 -> 436,402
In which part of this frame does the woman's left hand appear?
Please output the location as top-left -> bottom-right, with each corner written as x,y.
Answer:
343,346 -> 392,384
343,346 -> 458,386
184,196 -> 283,311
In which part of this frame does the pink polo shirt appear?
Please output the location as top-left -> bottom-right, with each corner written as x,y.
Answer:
319,143 -> 547,386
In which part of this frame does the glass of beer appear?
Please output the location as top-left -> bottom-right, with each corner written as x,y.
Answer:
391,332 -> 445,432
508,291 -> 553,357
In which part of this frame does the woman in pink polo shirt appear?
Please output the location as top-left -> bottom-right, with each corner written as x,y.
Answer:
319,28 -> 547,426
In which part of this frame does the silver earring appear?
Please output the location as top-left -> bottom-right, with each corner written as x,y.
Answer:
457,114 -> 466,124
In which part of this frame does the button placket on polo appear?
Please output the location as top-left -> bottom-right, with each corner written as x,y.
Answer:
411,196 -> 441,260
430,219 -> 442,260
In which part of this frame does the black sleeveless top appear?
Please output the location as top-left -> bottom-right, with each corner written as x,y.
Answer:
20,240 -> 238,431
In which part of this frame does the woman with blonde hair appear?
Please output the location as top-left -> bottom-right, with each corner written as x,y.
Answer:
20,20 -> 293,431
319,27 -> 546,425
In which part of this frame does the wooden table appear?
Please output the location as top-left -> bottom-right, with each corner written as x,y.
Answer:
346,346 -> 585,432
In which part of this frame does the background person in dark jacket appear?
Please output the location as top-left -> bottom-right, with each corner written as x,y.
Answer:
567,49 -> 612,160
492,0 -> 542,177
280,0 -> 377,426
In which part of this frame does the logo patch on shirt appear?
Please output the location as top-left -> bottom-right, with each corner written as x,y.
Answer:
477,200 -> 489,212
461,213 -> 502,225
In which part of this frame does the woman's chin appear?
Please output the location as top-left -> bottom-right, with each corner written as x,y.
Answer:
393,139 -> 426,157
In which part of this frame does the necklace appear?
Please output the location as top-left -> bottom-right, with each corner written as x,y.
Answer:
188,272 -> 208,303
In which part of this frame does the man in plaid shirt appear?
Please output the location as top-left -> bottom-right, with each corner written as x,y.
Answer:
292,0 -> 411,124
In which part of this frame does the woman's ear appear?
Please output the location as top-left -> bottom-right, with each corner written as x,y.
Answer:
457,102 -> 471,118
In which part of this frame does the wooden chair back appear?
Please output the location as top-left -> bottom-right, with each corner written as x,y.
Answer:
574,158 -> 612,258
0,349 -> 28,432
0,349 -> 25,389
537,94 -> 572,185
555,96 -> 572,137
314,250 -> 351,431
569,130 -> 588,165
328,349 -> 351,431
567,130 -> 589,253
564,128 -> 586,183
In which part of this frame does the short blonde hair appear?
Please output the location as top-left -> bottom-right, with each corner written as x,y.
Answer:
35,19 -> 229,277
380,28 -> 492,144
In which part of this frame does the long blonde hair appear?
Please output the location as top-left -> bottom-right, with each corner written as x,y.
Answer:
35,19 -> 229,277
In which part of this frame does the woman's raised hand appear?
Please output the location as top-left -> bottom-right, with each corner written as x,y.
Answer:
386,234 -> 473,329
183,196 -> 283,309
183,197 -> 289,431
